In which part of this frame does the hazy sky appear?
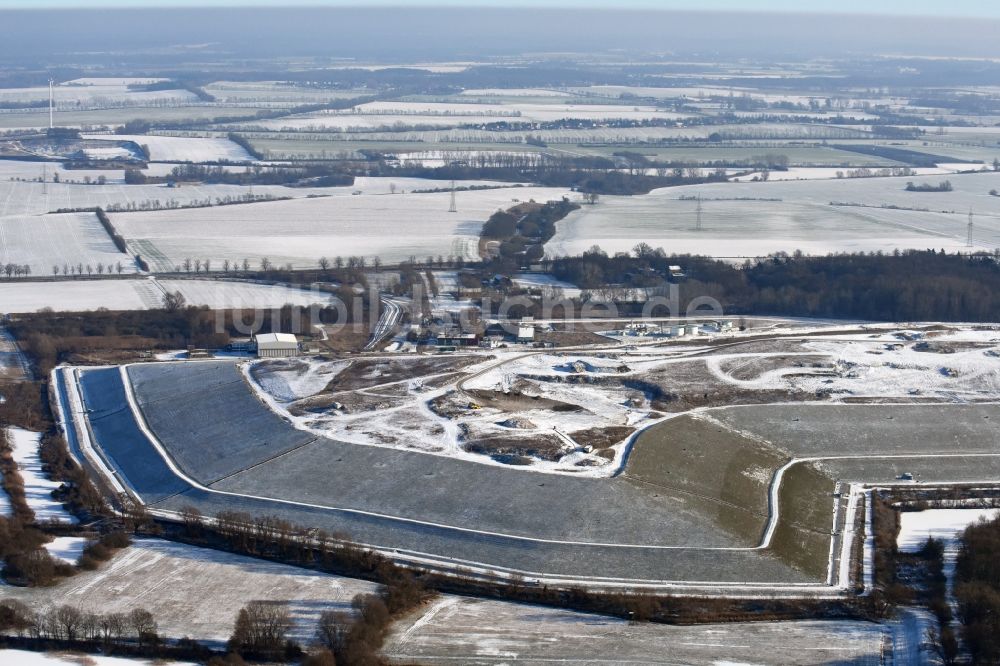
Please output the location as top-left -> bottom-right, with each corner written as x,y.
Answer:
2,0 -> 1000,17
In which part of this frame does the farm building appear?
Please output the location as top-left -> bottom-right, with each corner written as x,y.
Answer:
255,333 -> 299,358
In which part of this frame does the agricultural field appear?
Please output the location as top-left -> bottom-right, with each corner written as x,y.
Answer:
547,170 -> 1000,258
0,179 -> 313,217
0,106 -> 268,131
0,211 -> 134,276
111,185 -> 572,270
81,134 -> 255,163
203,80 -> 366,105
0,538 -> 379,647
0,158 -> 130,184
0,79 -> 194,108
0,277 -> 338,314
0,651 -> 195,666
245,135 -> 548,160
383,595 -> 887,665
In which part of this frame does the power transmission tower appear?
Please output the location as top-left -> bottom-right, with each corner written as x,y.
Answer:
41,164 -> 47,195
967,208 -> 974,248
448,180 -> 457,213
695,195 -> 703,231
48,78 -> 54,129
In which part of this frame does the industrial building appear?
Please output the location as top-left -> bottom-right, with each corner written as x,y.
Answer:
255,333 -> 299,358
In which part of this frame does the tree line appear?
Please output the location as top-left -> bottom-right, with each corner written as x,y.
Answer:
955,514 -> 1000,663
548,248 -> 1000,322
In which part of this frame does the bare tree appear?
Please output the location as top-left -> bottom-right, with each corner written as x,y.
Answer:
183,258 -> 193,273
98,612 -> 127,644
260,257 -> 272,272
223,259 -> 231,273
316,609 -> 351,652
242,258 -> 250,272
162,291 -> 186,312
116,261 -> 123,275
228,601 -> 290,657
318,257 -> 330,271
128,608 -> 157,646
54,605 -> 84,641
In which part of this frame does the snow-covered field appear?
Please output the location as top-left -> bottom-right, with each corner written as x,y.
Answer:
511,272 -> 582,297
459,87 -> 574,97
82,134 -> 255,163
0,650 -> 195,666
730,166 -> 959,182
238,99 -> 689,131
0,538 -> 379,647
548,171 -> 1000,258
6,427 -> 77,524
43,536 -> 87,564
0,81 -> 195,108
898,508 -> 1000,553
354,100 -> 691,122
384,594 -> 887,665
0,211 -> 135,276
0,277 -> 339,314
113,186 -> 573,270
0,179 -> 301,217
0,158 -> 128,184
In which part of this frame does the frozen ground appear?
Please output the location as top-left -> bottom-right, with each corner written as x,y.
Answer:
383,594 -> 886,665
0,211 -> 136,276
82,134 -> 255,163
0,538 -> 379,647
0,650 -> 195,666
0,277 -> 338,314
547,171 -> 1000,258
6,427 -> 77,524
112,186 -> 573,270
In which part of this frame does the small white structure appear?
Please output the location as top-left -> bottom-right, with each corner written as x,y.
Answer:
686,324 -> 700,336
670,325 -> 685,337
517,324 -> 535,343
255,333 -> 299,358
